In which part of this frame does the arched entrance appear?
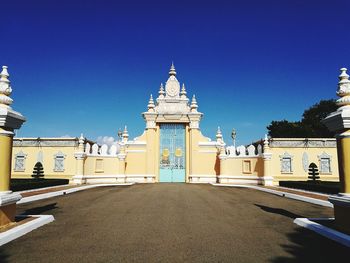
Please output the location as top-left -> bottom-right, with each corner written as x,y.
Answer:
159,124 -> 186,182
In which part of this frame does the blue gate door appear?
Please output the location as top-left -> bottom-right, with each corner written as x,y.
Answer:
159,124 -> 186,183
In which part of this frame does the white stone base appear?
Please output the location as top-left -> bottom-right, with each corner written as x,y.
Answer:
72,175 -> 126,184
218,175 -> 273,186
125,175 -> 155,183
0,191 -> 22,206
294,218 -> 350,248
0,215 -> 54,246
189,175 -> 217,184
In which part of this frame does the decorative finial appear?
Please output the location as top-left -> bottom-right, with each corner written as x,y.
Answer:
79,133 -> 85,145
216,126 -> 223,142
264,134 -> 269,148
337,67 -> 350,110
158,83 -> 165,98
0,65 -> 13,107
191,95 -> 198,112
169,62 -> 176,76
122,125 -> 129,142
180,83 -> 187,98
147,94 -> 155,112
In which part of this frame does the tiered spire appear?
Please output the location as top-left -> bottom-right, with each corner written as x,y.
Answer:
122,125 -> 129,142
158,83 -> 165,98
263,134 -> 269,150
180,83 -> 187,98
0,66 -> 13,107
169,62 -> 176,76
337,68 -> 350,110
190,95 -> 198,112
147,94 -> 155,112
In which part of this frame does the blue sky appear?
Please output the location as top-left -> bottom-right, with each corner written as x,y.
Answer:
2,0 -> 350,145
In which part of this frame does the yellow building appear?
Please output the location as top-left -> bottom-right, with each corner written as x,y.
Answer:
11,64 -> 339,185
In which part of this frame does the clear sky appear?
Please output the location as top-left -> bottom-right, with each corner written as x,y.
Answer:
2,0 -> 350,145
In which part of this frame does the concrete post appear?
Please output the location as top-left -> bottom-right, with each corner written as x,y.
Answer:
73,134 -> 86,184
262,135 -> 273,186
0,66 -> 25,227
323,67 -> 350,234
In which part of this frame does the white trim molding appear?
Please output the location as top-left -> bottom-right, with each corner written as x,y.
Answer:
189,175 -> 217,184
217,175 -> 273,186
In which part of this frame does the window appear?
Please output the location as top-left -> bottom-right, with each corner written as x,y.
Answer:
14,151 -> 27,171
318,152 -> 331,174
243,160 -> 252,173
280,152 -> 293,173
95,159 -> 104,172
54,152 -> 66,172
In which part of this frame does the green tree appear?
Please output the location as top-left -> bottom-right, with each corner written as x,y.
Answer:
32,162 -> 44,179
301,100 -> 337,137
267,99 -> 337,138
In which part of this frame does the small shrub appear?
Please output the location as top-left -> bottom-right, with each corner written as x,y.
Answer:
32,162 -> 44,179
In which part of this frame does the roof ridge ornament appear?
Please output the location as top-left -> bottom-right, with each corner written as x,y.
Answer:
169,62 -> 176,76
180,83 -> 187,98
337,67 -> 350,110
0,66 -> 14,107
147,94 -> 155,112
190,95 -> 198,112
158,83 -> 165,98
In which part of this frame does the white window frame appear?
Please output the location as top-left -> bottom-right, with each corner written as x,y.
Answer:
279,152 -> 293,174
14,151 -> 27,172
318,152 -> 332,174
54,152 -> 66,172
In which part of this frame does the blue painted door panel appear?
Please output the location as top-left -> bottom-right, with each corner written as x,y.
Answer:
159,124 -> 186,183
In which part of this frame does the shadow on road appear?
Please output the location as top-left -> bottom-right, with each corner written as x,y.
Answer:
254,204 -> 303,219
271,227 -> 350,262
21,203 -> 58,215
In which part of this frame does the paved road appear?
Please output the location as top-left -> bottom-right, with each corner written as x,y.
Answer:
0,184 -> 349,262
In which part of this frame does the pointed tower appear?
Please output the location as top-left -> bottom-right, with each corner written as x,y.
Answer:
0,65 -> 26,227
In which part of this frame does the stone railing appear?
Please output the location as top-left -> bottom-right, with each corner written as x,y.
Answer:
225,144 -> 262,157
85,143 -> 120,156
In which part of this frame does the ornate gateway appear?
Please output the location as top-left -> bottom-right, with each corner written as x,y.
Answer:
159,124 -> 186,182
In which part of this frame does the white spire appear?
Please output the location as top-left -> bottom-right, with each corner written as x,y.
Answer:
190,95 -> 198,112
180,83 -> 187,98
147,94 -> 155,112
169,62 -> 176,76
263,134 -> 269,149
337,67 -> 350,110
158,83 -> 165,98
122,125 -> 129,141
0,66 -> 13,107
216,126 -> 223,142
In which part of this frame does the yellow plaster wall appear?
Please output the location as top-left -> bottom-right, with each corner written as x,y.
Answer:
269,147 -> 339,183
220,157 -> 264,177
11,146 -> 77,180
84,156 -> 120,175
125,151 -> 147,175
189,130 -> 219,176
0,133 -> 13,191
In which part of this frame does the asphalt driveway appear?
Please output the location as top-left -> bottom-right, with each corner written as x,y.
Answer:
0,184 -> 348,262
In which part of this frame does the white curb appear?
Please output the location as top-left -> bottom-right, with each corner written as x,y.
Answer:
211,183 -> 333,208
294,218 -> 350,248
0,215 -> 55,246
18,183 -> 135,204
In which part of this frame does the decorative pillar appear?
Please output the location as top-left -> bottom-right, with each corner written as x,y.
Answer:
73,134 -> 87,184
0,66 -> 25,227
262,134 -> 273,186
216,127 -> 227,184
323,67 -> 350,234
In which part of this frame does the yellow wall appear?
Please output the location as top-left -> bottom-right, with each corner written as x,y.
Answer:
12,145 -> 77,180
269,146 -> 339,183
84,156 -> 120,175
0,133 -> 13,191
220,157 -> 264,177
